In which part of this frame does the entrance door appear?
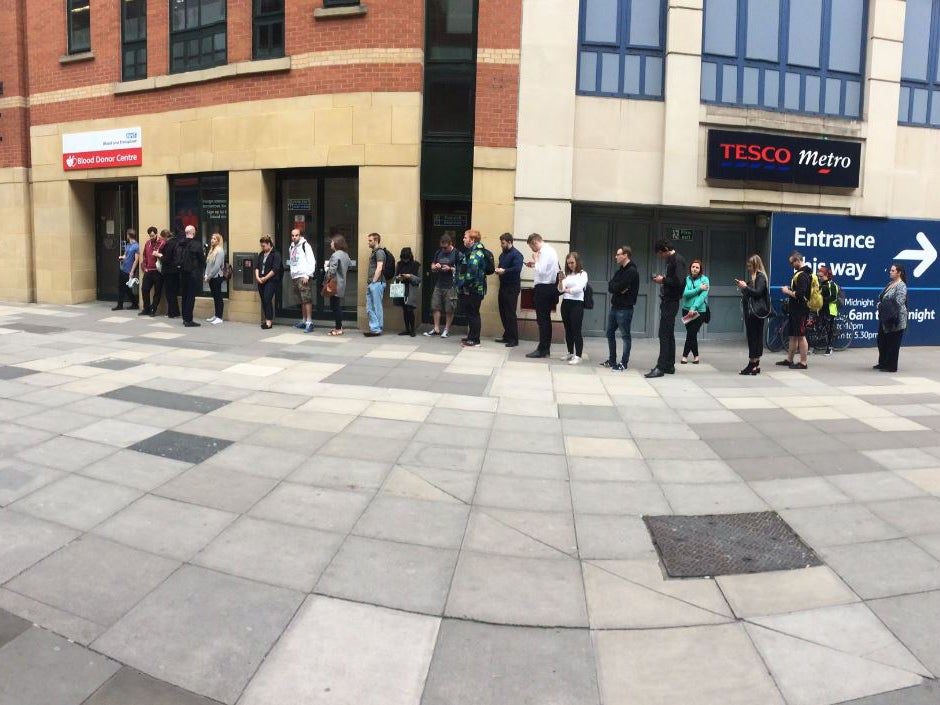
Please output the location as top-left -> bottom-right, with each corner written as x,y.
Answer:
421,201 -> 470,322
276,170 -> 359,320
95,183 -> 138,300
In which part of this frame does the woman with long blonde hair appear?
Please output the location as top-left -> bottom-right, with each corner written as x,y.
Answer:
734,254 -> 770,375
204,232 -> 226,324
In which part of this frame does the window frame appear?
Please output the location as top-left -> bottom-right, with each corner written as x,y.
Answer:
67,0 -> 91,55
169,172 -> 229,297
576,0 -> 668,100
322,0 -> 360,8
899,0 -> 940,127
169,0 -> 228,75
700,0 -> 868,120
121,0 -> 147,81
253,0 -> 285,60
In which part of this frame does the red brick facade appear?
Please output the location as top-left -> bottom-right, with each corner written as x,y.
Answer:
0,0 -> 31,168
474,0 -> 521,149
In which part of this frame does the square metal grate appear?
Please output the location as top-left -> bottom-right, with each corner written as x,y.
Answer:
644,511 -> 822,578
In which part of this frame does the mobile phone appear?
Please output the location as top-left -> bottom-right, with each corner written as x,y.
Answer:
651,274 -> 658,281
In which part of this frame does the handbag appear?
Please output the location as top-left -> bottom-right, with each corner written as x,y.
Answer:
389,280 -> 406,300
747,295 -> 771,320
583,283 -> 594,310
702,305 -> 711,324
321,277 -> 337,298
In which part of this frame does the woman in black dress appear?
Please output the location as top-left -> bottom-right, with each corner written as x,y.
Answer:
734,254 -> 770,375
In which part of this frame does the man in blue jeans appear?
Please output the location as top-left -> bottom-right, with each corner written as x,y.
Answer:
365,232 -> 386,337
601,245 -> 639,371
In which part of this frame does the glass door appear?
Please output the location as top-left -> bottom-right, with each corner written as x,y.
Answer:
95,182 -> 138,300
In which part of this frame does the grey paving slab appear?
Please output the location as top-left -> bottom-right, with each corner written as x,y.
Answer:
481,449 -> 568,479
93,495 -> 236,561
249,483 -> 372,533
557,403 -> 621,420
475,475 -> 571,512
421,619 -> 599,705
728,455 -> 816,481
83,667 -> 221,705
102,386 -> 231,414
480,508 -> 578,555
288,455 -> 392,490
869,590 -> 940,679
67,419 -> 162,448
0,400 -> 43,423
575,513 -> 656,559
822,539 -> 940,599
318,432 -> 410,462
0,628 -> 120,705
689,421 -> 764,440
15,388 -> 87,407
445,551 -> 587,627
635,437 -> 721,461
462,510 -> 569,559
194,516 -> 343,592
241,596 -> 440,705
6,535 -> 178,627
0,609 -> 31,650
352,495 -> 470,549
705,436 -> 790,459
86,358 -> 144,371
0,365 -> 37,380
171,414 -> 257,442
662,482 -> 769,514
863,448 -> 940,471
781,505 -> 905,547
750,477 -> 852,509
716,566 -> 859,618
129,430 -> 232,464
867,497 -> 940,536
836,681 -> 940,705
571,480 -> 671,515
567,457 -> 652,482
0,424 -> 54,454
14,435 -> 118,472
648,458 -> 741,484
17,408 -> 101,435
155,464 -> 277,513
78,449 -> 192,491
398,442 -> 485,472
0,460 -> 64,507
64,396 -> 141,418
316,535 -> 458,614
11,475 -> 142,531
93,565 -> 303,705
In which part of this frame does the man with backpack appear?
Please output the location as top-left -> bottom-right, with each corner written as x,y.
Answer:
424,234 -> 459,339
817,264 -> 840,355
287,228 -> 317,333
778,250 -> 818,369
179,225 -> 207,328
456,229 -> 491,348
365,232 -> 390,337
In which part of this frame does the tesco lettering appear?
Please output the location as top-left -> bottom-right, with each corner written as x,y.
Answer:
719,143 -> 853,171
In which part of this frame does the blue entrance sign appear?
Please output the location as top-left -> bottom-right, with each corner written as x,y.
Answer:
770,214 -> 940,346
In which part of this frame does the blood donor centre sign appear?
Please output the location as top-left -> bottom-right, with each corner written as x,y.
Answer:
62,127 -> 142,171
771,213 -> 940,346
707,130 -> 861,188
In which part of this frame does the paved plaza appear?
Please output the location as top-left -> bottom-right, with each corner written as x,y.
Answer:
1,302 -> 940,704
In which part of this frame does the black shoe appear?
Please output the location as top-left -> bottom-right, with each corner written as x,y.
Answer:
504,341 -> 518,348
111,306 -> 124,311
525,350 -> 548,359
398,331 -> 411,336
495,338 -> 507,343
644,368 -> 665,378
789,362 -> 807,370
775,359 -> 793,366
148,311 -> 156,317
364,331 -> 382,337
261,323 -> 272,330
872,364 -> 882,370
879,367 -> 897,373
137,309 -> 149,316
740,362 -> 757,375
183,320 -> 200,327
600,360 -> 616,368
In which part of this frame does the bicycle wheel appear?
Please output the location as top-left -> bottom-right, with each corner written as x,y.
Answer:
831,316 -> 853,351
765,316 -> 787,353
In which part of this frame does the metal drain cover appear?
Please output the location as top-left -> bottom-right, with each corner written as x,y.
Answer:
644,511 -> 821,578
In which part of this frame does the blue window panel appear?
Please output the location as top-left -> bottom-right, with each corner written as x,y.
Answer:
722,64 -> 738,102
584,0 -> 618,44
788,0 -> 823,68
899,86 -> 911,122
823,77 -> 841,114
630,0 -> 661,47
601,53 -> 621,92
902,0 -> 931,81
763,69 -> 780,108
829,0 -> 864,73
931,91 -> 940,125
784,72 -> 801,110
704,0 -> 737,56
624,54 -> 641,94
742,66 -> 760,104
579,52 -> 598,91
746,0 -> 779,62
645,56 -> 663,96
701,61 -> 718,101
844,80 -> 860,117
913,87 -> 929,123
804,74 -> 821,112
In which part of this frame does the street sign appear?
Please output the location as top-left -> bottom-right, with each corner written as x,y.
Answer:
770,213 -> 940,346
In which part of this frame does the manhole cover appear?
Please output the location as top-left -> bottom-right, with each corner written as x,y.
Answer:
644,511 -> 821,578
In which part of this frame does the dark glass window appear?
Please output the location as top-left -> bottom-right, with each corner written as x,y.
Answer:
323,0 -> 360,8
67,0 -> 91,54
170,173 -> 228,295
701,0 -> 866,119
254,0 -> 284,59
577,0 -> 666,99
169,0 -> 227,73
899,0 -> 940,127
427,0 -> 476,61
122,0 -> 147,81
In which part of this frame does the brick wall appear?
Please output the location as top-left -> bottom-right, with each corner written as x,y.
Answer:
475,0 -> 521,148
0,0 -> 31,168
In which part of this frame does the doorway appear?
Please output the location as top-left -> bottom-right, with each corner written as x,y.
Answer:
95,182 -> 138,301
421,200 -> 470,323
275,169 -> 358,320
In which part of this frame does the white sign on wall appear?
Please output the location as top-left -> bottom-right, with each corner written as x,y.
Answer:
62,127 -> 142,171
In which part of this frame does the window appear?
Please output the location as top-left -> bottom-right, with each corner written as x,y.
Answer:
122,0 -> 147,81
170,0 -> 227,74
899,0 -> 940,126
701,0 -> 866,119
253,0 -> 284,59
170,173 -> 228,295
323,0 -> 360,8
67,0 -> 91,54
577,0 -> 666,99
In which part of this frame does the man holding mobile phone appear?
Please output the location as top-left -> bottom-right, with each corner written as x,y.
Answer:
424,234 -> 458,339
646,239 -> 686,378
524,233 -> 560,358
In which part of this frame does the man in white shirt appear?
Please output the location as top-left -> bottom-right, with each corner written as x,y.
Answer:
524,233 -> 560,358
288,228 -> 317,333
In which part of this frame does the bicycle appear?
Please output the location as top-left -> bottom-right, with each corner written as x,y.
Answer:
765,298 -> 852,353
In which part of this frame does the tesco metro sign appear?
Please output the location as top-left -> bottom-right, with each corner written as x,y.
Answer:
62,127 -> 142,171
706,129 -> 861,188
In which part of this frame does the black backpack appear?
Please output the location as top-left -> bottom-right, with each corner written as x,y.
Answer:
481,247 -> 496,276
379,248 -> 396,281
583,282 -> 594,310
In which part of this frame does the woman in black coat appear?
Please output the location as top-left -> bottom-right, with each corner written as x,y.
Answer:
734,254 -> 770,375
255,235 -> 282,330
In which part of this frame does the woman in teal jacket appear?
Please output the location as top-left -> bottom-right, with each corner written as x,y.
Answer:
681,258 -> 709,364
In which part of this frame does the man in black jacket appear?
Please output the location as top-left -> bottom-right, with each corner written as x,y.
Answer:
601,245 -> 639,371
646,239 -> 687,378
158,229 -> 181,319
778,251 -> 812,369
178,225 -> 207,328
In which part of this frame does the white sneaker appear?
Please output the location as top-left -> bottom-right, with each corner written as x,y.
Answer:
568,355 -> 581,365
441,329 -> 450,339
560,353 -> 573,361
211,317 -> 222,325
205,316 -> 215,322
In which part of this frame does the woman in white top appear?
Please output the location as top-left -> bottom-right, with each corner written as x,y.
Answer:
558,251 -> 589,365
204,232 -> 225,324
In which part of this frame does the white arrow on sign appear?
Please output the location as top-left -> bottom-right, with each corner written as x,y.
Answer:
895,232 -> 937,278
